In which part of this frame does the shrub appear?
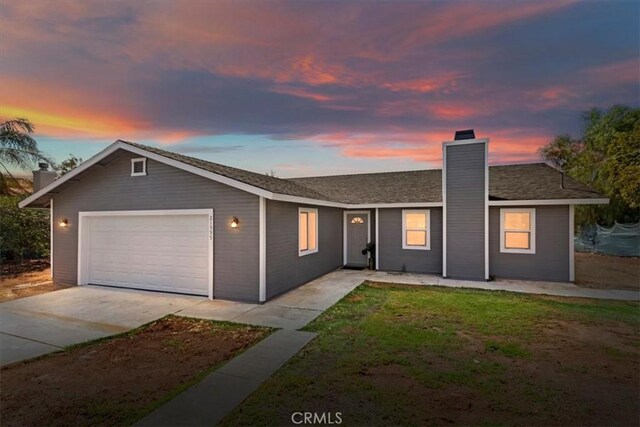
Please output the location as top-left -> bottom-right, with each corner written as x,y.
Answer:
0,196 -> 49,262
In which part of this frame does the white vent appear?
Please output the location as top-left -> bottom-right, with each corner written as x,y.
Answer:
131,158 -> 147,176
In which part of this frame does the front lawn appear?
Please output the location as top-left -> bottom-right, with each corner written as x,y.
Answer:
1,316 -> 272,426
223,282 -> 640,426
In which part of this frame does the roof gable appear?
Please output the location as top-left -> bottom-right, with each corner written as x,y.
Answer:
20,140 -> 607,209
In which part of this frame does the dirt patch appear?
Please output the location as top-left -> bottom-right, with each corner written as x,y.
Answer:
576,253 -> 640,290
0,263 -> 72,302
0,316 -> 271,426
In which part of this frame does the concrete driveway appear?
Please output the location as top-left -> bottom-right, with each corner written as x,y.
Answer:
0,286 -> 205,366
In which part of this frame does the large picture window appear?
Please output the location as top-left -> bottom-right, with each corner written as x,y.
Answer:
299,207 -> 318,256
500,208 -> 536,254
402,209 -> 430,250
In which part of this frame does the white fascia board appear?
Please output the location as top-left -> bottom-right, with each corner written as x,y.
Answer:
270,193 -> 345,208
20,141 -> 275,208
20,143 -> 123,208
442,137 -> 490,147
118,143 -> 273,198
488,198 -> 609,206
348,202 -> 443,209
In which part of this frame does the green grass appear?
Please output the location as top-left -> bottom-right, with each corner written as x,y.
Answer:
221,282 -> 640,426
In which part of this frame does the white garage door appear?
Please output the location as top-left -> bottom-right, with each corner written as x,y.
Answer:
79,210 -> 213,296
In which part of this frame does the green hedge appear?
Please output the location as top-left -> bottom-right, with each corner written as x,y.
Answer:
0,196 -> 50,262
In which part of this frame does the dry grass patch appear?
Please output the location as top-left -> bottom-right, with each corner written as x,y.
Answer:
1,315 -> 272,426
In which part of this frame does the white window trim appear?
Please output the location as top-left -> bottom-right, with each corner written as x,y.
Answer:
131,157 -> 147,176
500,208 -> 536,254
298,207 -> 319,257
402,209 -> 430,250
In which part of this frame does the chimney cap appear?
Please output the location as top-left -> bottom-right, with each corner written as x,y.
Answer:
38,162 -> 49,171
454,129 -> 475,140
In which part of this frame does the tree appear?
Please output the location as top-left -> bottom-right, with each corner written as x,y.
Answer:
0,196 -> 50,263
0,118 -> 55,195
539,105 -> 640,226
57,154 -> 83,176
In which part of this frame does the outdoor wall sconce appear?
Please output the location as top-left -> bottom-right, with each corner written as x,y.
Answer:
59,218 -> 69,227
230,216 -> 239,229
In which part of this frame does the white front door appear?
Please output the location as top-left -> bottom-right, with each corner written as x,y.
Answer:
79,210 -> 213,296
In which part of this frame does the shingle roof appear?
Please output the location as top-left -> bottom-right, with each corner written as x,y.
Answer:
122,141 -> 604,204
487,163 -> 603,201
119,140 -> 332,201
290,163 -> 604,203
290,169 -> 442,204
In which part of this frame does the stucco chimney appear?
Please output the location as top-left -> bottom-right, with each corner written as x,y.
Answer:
32,163 -> 56,192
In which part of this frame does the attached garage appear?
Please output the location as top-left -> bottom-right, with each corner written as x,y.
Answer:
77,210 -> 213,297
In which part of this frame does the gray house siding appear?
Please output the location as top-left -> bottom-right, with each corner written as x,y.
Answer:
489,205 -> 569,281
52,150 -> 260,302
265,200 -> 343,299
445,143 -> 486,280
378,208 -> 443,274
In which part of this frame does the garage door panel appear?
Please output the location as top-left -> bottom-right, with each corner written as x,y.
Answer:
82,212 -> 212,296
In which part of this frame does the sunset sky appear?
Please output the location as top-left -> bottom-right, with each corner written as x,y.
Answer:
1,0 -> 638,177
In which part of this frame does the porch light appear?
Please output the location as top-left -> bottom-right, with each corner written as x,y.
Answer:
59,218 -> 69,227
230,216 -> 239,229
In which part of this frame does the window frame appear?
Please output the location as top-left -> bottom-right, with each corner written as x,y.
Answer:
500,208 -> 536,254
131,158 -> 147,176
402,209 -> 430,250
298,207 -> 319,257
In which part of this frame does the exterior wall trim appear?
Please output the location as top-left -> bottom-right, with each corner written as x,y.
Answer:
343,210 -> 371,265
442,138 -> 490,147
489,198 -> 609,206
569,204 -> 575,282
76,209 -> 215,299
442,143 -> 447,277
259,197 -> 267,302
50,198 -> 54,279
484,140 -> 489,280
375,208 -> 380,270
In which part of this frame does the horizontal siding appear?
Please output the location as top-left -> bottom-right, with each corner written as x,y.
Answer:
266,200 -> 343,299
52,150 -> 260,302
445,143 -> 485,280
378,208 -> 442,274
489,205 -> 569,281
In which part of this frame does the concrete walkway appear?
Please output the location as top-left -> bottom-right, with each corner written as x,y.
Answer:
176,269 -> 367,329
362,270 -> 640,301
136,329 -> 316,426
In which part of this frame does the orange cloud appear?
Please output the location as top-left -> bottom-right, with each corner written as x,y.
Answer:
382,73 -> 463,94
271,86 -> 338,102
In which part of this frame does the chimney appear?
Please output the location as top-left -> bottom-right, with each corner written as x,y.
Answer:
32,163 -> 56,192
442,129 -> 488,281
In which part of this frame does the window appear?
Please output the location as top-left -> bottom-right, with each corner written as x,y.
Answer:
299,207 -> 318,256
402,209 -> 430,250
131,158 -> 147,176
500,208 -> 536,254
351,217 -> 364,224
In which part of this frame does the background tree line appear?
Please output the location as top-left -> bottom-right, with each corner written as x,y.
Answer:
539,105 -> 639,227
0,118 -> 81,263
